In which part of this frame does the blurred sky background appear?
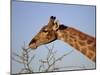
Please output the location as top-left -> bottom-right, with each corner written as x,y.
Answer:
12,0 -> 96,73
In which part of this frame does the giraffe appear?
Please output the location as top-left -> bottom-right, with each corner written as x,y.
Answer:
29,16 -> 96,63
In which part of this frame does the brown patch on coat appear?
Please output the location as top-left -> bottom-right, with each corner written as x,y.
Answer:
87,51 -> 94,59
80,47 -> 87,55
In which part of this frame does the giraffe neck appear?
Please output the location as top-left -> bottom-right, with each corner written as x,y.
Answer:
56,25 -> 96,62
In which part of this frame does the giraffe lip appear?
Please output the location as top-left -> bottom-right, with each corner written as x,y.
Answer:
29,43 -> 38,49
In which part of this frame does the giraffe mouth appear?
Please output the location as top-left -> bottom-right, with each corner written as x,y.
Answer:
29,43 -> 38,49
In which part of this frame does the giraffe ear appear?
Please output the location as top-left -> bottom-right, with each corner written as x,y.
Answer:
53,20 -> 59,31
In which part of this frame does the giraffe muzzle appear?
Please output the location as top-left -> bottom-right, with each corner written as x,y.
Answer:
29,39 -> 38,49
29,43 -> 38,49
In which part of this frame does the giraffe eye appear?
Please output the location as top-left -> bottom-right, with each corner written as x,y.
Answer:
43,30 -> 48,33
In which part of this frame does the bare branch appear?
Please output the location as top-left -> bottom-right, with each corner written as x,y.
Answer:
12,42 -> 87,74
12,57 -> 24,64
12,42 -> 35,74
12,52 -> 25,61
28,55 -> 35,64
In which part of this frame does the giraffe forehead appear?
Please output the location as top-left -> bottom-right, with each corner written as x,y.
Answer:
41,25 -> 48,30
40,26 -> 48,32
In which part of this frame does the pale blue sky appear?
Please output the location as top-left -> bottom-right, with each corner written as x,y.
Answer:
12,1 -> 96,74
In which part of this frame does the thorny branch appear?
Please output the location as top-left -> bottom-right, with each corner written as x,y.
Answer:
12,43 -> 34,74
12,43 -> 87,74
39,44 -> 73,72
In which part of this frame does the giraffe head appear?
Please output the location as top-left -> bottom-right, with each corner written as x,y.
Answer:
29,16 -> 60,49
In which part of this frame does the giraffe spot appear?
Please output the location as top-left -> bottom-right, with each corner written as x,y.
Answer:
70,32 -> 77,36
63,31 -> 69,37
80,47 -> 87,55
74,39 -> 77,42
69,43 -> 74,47
63,32 -> 69,41
87,51 -> 94,59
79,33 -> 87,40
87,38 -> 94,44
88,45 -> 96,52
69,38 -> 73,42
69,35 -> 76,39
74,43 -> 80,50
78,41 -> 86,46
64,34 -> 68,40
68,38 -> 74,47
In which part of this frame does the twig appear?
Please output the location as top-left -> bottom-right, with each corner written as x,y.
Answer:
12,43 -> 35,74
